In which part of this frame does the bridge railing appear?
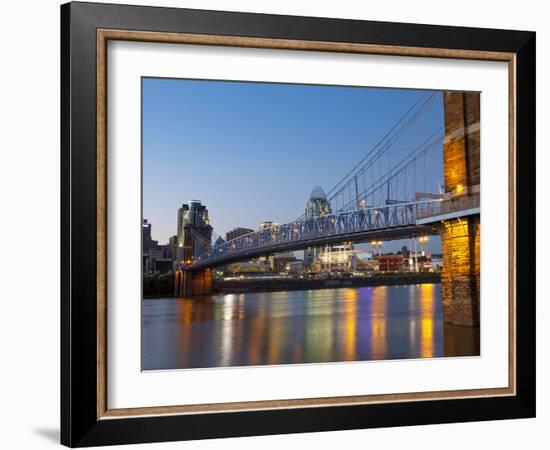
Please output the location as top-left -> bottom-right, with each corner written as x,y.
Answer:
194,201 -> 441,265
415,194 -> 480,220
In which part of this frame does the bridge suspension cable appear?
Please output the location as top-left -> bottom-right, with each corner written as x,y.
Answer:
327,92 -> 444,212
186,227 -> 218,255
292,91 -> 443,221
336,127 -> 444,211
325,91 -> 437,200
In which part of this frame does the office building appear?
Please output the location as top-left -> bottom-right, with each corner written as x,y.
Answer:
176,200 -> 212,264
303,186 -> 354,271
225,227 -> 254,242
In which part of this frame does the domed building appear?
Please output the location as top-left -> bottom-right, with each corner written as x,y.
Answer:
304,186 -> 332,269
305,186 -> 332,219
304,186 -> 354,272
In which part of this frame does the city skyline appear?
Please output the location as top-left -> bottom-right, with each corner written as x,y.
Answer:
143,78 -> 444,253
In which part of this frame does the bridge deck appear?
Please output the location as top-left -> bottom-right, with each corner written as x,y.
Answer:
189,224 -> 436,270
186,196 -> 479,270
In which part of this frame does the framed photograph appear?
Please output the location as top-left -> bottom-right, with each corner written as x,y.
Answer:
61,2 -> 535,447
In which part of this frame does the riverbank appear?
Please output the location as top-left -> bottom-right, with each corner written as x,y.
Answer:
143,272 -> 441,298
213,272 -> 440,294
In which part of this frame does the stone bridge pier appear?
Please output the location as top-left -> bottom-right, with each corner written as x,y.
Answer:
439,92 -> 480,327
175,268 -> 213,297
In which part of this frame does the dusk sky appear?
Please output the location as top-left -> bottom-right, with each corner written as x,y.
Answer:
142,78 -> 444,254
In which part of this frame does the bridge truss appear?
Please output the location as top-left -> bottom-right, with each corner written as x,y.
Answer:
191,201 -> 445,269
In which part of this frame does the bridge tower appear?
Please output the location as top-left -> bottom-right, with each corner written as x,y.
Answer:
175,266 -> 213,297
440,92 -> 480,326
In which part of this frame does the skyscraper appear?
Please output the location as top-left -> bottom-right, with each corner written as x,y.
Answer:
176,200 -> 212,264
305,186 -> 332,219
142,219 -> 158,253
303,186 -> 354,272
304,186 -> 332,269
142,219 -> 159,273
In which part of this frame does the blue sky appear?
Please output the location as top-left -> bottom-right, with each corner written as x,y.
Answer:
142,78 -> 443,253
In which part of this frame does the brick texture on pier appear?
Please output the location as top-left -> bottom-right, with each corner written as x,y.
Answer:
440,216 -> 480,326
191,268 -> 213,296
440,92 -> 481,327
174,268 -> 212,296
443,92 -> 480,193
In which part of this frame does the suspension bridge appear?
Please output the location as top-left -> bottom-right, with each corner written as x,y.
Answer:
186,91 -> 478,269
176,91 -> 481,327
189,196 -> 478,270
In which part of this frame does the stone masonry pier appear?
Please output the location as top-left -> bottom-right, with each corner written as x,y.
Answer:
439,92 -> 481,327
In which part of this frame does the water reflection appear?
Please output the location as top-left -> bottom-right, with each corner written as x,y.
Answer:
142,284 -> 479,370
419,284 -> 435,358
342,289 -> 357,361
370,286 -> 387,360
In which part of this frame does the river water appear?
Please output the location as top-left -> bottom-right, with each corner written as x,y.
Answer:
142,283 -> 479,370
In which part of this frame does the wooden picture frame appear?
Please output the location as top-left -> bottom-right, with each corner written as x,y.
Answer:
61,1 -> 535,447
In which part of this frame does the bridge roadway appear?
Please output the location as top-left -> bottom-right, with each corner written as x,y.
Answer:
188,195 -> 479,271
